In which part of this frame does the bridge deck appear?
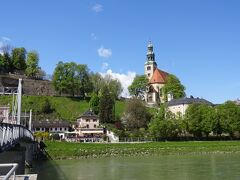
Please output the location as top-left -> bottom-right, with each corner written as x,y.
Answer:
0,174 -> 38,180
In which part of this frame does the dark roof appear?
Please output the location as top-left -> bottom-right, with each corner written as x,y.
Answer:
79,110 -> 98,118
167,97 -> 213,106
33,120 -> 70,128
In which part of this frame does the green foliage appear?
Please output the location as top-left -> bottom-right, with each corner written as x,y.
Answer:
12,47 -> 27,70
162,74 -> 186,101
99,85 -> 115,123
0,96 -> 127,121
123,98 -> 151,129
90,73 -> 105,94
149,105 -> 182,138
89,93 -> 100,114
0,52 -> 12,72
52,61 -> 92,97
128,75 -> 148,98
103,74 -> 123,99
215,101 -> 240,137
25,51 -> 40,77
184,104 -> 215,138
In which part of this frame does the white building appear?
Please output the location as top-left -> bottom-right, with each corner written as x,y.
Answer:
167,97 -> 213,117
76,110 -> 104,138
32,120 -> 70,133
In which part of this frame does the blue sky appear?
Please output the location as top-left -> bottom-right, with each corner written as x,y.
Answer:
0,0 -> 239,103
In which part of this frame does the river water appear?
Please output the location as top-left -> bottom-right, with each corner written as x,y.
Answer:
31,154 -> 240,180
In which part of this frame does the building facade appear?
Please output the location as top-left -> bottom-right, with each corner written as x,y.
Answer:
167,97 -> 213,117
32,120 -> 70,133
144,42 -> 169,105
76,110 -> 104,138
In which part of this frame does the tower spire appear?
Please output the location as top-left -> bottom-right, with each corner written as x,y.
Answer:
146,41 -> 155,62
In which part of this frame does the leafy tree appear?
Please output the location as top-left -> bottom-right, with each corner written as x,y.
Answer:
99,85 -> 115,123
90,73 -> 105,94
52,61 -> 92,97
12,47 -> 27,71
149,105 -> 182,139
89,93 -> 100,114
0,52 -> 12,72
128,75 -> 148,98
25,51 -> 40,77
104,74 -> 123,99
216,101 -> 240,137
162,74 -> 185,101
123,98 -> 151,129
184,103 -> 214,138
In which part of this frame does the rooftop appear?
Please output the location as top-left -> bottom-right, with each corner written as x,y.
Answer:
149,68 -> 169,84
33,120 -> 70,128
167,97 -> 213,106
79,110 -> 98,118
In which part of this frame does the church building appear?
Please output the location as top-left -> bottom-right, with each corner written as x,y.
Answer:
144,42 -> 169,105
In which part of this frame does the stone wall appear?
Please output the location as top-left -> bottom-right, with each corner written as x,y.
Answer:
0,74 -> 56,96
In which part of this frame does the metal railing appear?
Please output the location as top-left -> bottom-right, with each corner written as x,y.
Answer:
0,163 -> 18,180
0,87 -> 18,95
0,123 -> 34,152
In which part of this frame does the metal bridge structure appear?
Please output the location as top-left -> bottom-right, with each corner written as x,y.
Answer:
0,79 -> 36,180
0,79 -> 34,152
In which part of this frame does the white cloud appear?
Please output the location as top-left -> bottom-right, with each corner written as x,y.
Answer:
100,69 -> 136,97
1,36 -> 11,41
101,62 -> 109,71
98,46 -> 112,58
90,33 -> 97,40
92,3 -> 103,13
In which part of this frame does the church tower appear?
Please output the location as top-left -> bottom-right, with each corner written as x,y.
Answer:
144,41 -> 157,80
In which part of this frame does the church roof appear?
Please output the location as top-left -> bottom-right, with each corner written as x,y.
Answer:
149,68 -> 169,84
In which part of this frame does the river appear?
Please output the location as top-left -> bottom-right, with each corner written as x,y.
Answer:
30,153 -> 240,180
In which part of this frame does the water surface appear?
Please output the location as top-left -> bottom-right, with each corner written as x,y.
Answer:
32,154 -> 240,180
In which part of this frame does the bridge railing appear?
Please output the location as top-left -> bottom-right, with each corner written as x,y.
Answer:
0,123 -> 34,152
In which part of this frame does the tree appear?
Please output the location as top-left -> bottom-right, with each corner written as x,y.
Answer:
52,61 -> 92,97
0,52 -> 12,72
99,85 -> 115,123
162,74 -> 185,101
12,47 -> 27,71
184,103 -> 214,138
216,101 -> 240,138
128,75 -> 148,98
25,51 -> 39,78
149,105 -> 182,139
89,93 -> 100,114
123,98 -> 151,129
90,73 -> 105,94
104,74 -> 122,99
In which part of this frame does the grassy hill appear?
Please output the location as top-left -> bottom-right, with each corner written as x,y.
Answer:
0,95 -> 126,122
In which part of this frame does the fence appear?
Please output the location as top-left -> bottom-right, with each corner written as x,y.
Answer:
0,163 -> 18,180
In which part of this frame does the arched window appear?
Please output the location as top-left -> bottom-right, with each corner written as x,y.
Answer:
147,66 -> 151,70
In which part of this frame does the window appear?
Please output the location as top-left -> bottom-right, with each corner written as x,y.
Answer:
55,128 -> 57,131
93,119 -> 97,122
65,128 -> 67,131
36,128 -> 40,131
60,128 -> 62,131
86,124 -> 89,128
94,124 -> 97,128
148,73 -> 150,77
86,119 -> 90,122
147,66 -> 151,70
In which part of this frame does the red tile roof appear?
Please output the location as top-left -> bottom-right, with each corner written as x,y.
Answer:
149,68 -> 169,84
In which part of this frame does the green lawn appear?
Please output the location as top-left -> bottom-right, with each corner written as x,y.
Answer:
0,96 -> 126,121
45,141 -> 240,159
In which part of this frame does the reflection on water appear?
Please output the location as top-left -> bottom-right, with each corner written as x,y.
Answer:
31,154 -> 240,180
